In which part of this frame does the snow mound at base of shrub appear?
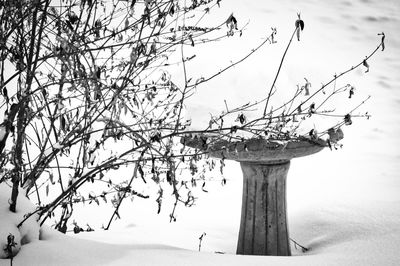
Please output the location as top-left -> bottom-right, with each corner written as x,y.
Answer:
0,182 -> 40,259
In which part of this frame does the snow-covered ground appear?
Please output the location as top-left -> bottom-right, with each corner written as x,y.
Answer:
2,0 -> 400,265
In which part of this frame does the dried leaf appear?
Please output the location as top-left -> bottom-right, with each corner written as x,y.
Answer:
226,14 -> 238,35
60,115 -> 66,132
169,4 -> 175,16
67,11 -> 79,24
297,105 -> 302,114
189,35 -> 195,47
309,129 -> 317,139
349,87 -> 355,98
125,18 -> 129,30
202,182 -> 208,193
150,41 -> 157,54
303,78 -> 311,96
296,27 -> 301,41
295,16 -> 305,30
138,164 -> 145,180
295,14 -> 304,41
49,172 -> 55,184
308,103 -> 315,115
363,59 -> 369,73
344,114 -> 352,125
226,14 -> 238,30
166,171 -> 172,184
236,113 -> 246,125
379,32 -> 385,51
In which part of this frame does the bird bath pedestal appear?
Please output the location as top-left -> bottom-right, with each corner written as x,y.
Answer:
183,136 -> 326,256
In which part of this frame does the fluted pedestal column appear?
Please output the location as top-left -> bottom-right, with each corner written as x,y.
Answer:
237,161 -> 291,256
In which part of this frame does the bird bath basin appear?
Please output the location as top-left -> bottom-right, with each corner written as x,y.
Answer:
182,135 -> 326,256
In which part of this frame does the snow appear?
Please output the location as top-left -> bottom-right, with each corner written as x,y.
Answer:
0,184 -> 40,259
2,0 -> 400,265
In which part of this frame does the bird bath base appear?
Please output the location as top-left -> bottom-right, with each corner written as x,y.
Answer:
238,160 -> 290,256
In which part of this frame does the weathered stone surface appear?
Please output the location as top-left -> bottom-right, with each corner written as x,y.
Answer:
182,136 -> 326,163
237,161 -> 290,256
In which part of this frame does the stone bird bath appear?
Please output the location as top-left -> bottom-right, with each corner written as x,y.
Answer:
182,135 -> 326,256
